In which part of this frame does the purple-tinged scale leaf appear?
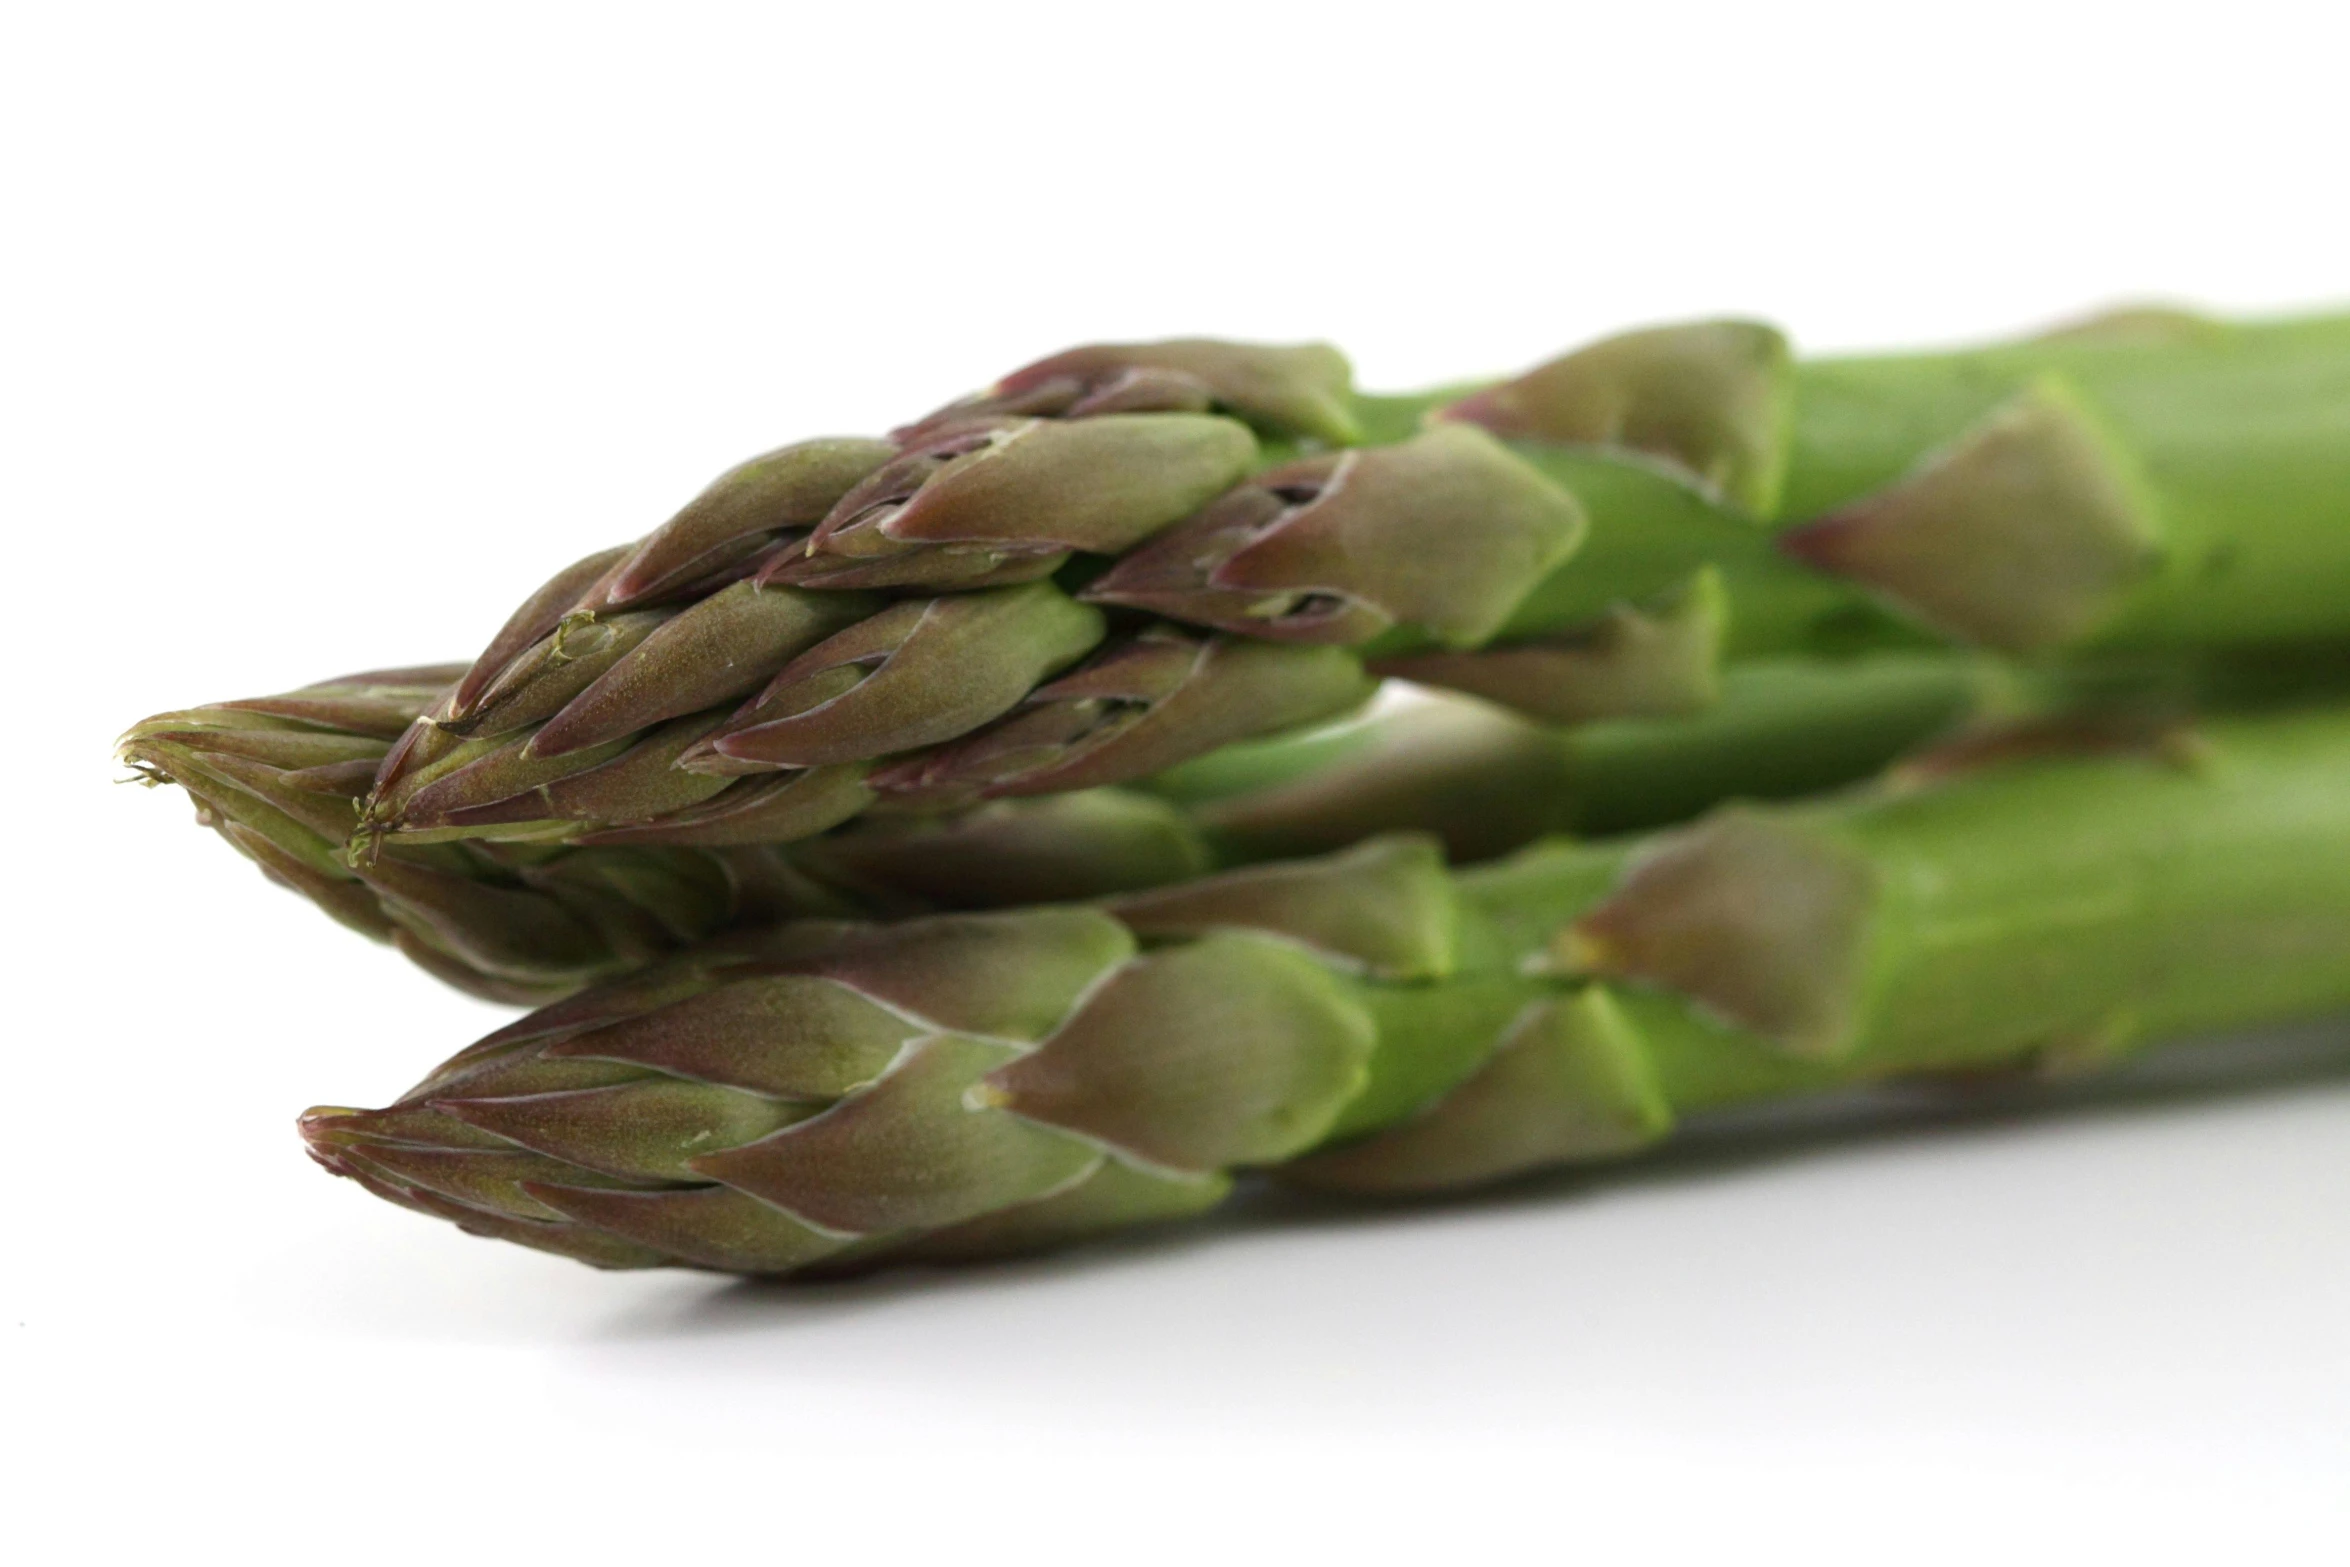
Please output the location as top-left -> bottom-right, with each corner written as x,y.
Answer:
449,547 -> 633,720
122,672 -> 445,780
209,667 -> 462,739
899,339 -> 1360,446
449,968 -> 722,1058
310,663 -> 475,689
875,634 -> 1376,801
387,730 -> 637,832
528,583 -> 880,759
700,845 -> 874,928
311,1102 -> 524,1152
445,609 -> 672,742
299,1127 -> 673,1270
330,1140 -> 665,1224
544,974 -> 927,1099
514,862 -> 722,976
436,1079 -> 813,1183
281,757 -> 390,796
1543,808 -> 1883,1059
387,929 -> 586,1007
513,844 -> 742,946
691,1035 -> 1100,1236
304,663 -> 476,687
1073,474 -> 1378,638
387,1050 -> 652,1108
848,1158 -> 1232,1272
586,437 -> 896,611
800,427 -> 1000,559
1106,833 -> 1457,980
1440,320 -> 1793,515
701,584 -> 1106,769
435,716 -> 735,829
457,922 -> 869,1056
983,932 -> 1375,1172
758,540 -> 1069,592
814,413 -> 1257,557
401,1188 -> 672,1269
404,1037 -> 655,1112
1778,377 -> 2164,654
1370,567 -> 1728,724
1086,426 -> 1586,648
146,744 -> 366,844
800,791 -> 1212,911
1285,990 -> 1672,1193
524,1182 -> 853,1273
571,764 -> 873,847
1208,427 -> 1585,647
366,717 -> 475,815
351,852 -> 626,981
784,907 -> 1137,1041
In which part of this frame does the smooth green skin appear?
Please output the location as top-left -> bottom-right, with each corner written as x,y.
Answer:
1163,643 -> 2350,861
1347,313 -> 2350,660
1169,654 -> 2014,862
1337,704 -> 2350,1137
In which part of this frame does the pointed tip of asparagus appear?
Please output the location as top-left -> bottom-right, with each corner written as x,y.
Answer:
296,1106 -> 370,1174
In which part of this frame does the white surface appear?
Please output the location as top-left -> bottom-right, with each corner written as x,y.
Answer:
8,3 -> 2348,1559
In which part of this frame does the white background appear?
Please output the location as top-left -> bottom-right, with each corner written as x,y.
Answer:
8,2 -> 2348,1560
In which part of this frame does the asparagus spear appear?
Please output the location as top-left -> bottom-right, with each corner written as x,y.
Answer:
349,310 -> 2350,850
300,704 -> 2350,1275
1168,655 -> 2025,861
121,666 -> 1208,1004
124,654 -> 2012,999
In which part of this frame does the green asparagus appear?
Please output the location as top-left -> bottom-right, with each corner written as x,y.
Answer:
125,654 -> 2016,999
347,310 -> 2350,852
300,704 -> 2350,1275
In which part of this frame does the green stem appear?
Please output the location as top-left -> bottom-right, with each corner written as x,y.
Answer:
1176,653 -> 2016,860
1351,313 -> 2350,670
1368,704 -> 2350,1132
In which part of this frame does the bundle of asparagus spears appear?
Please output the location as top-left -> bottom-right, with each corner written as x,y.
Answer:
123,307 -> 2350,1277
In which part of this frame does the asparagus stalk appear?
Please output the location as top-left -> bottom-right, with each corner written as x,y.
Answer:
300,705 -> 2350,1275
125,653 -> 2014,1000
1167,655 -> 2026,861
343,310 -> 2350,852
122,666 -> 1212,1004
